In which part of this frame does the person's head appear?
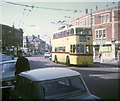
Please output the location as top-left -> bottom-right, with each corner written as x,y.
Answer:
17,50 -> 23,57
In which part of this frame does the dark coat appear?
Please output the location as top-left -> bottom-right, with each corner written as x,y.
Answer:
15,56 -> 30,75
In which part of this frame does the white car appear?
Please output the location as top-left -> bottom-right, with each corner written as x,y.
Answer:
0,60 -> 16,88
10,68 -> 100,100
0,53 -> 14,62
44,52 -> 51,58
0,60 -> 17,100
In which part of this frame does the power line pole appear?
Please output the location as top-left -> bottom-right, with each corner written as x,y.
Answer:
91,9 -> 95,60
90,9 -> 92,34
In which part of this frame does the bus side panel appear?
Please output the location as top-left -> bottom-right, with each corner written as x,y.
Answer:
69,55 -> 93,66
57,53 -> 67,63
77,55 -> 93,66
69,55 -> 77,65
52,53 -> 68,63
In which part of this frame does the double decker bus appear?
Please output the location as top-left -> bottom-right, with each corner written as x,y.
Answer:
52,25 -> 93,66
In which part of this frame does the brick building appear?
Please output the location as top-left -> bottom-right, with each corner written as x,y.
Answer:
71,6 -> 120,60
0,24 -> 23,54
23,35 -> 46,55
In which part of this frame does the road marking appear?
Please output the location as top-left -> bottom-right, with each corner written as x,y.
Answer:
112,67 -> 119,70
69,67 -> 119,73
89,73 -> 120,80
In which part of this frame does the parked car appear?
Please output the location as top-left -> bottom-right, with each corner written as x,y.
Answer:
10,68 -> 100,100
0,53 -> 14,62
24,52 -> 31,57
49,54 -> 52,60
0,60 -> 16,100
44,52 -> 51,58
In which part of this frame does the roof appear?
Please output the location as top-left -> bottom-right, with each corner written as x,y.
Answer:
71,6 -> 120,22
19,68 -> 80,82
55,25 -> 91,33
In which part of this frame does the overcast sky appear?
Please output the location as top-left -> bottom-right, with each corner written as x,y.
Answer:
0,0 -> 119,43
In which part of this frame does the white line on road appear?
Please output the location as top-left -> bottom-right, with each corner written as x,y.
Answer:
89,73 -> 120,80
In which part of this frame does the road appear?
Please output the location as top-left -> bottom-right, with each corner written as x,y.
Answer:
27,55 -> 119,99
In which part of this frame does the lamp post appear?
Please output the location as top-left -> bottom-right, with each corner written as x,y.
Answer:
118,47 -> 120,67
90,9 -> 96,60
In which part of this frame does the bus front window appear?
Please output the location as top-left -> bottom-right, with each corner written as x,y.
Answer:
76,28 -> 83,35
76,28 -> 91,35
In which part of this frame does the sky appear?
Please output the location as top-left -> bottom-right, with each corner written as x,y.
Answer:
0,0 -> 119,43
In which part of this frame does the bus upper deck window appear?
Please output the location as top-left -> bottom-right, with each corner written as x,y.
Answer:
76,28 -> 82,35
85,30 -> 91,35
70,28 -> 74,35
64,31 -> 67,36
67,31 -> 69,36
53,34 -> 57,39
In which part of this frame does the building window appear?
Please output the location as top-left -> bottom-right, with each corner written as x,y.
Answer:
105,15 -> 109,22
99,30 -> 102,39
96,30 -> 99,39
103,29 -> 106,38
95,29 -> 107,39
101,16 -> 105,23
101,14 -> 110,23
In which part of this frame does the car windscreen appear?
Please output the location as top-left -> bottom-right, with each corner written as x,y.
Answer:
1,62 -> 16,73
40,76 -> 86,99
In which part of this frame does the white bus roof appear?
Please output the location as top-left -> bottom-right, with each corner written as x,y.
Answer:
55,25 -> 91,33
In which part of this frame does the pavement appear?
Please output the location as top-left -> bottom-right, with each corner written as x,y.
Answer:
93,58 -> 119,67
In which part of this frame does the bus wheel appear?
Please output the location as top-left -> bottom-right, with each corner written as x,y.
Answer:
54,55 -> 58,63
66,57 -> 70,66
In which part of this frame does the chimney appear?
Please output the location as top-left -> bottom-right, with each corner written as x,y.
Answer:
85,9 -> 88,14
96,6 -> 98,10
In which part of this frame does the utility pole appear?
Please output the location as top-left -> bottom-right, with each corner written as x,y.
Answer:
90,9 -> 95,60
90,9 -> 92,34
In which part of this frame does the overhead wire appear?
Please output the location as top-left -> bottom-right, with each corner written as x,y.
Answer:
3,0 -> 81,13
3,0 -> 81,27
2,1 -> 118,31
